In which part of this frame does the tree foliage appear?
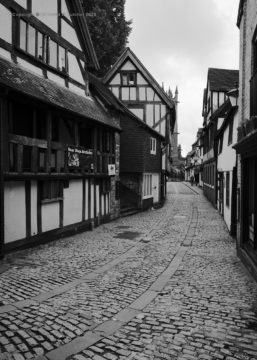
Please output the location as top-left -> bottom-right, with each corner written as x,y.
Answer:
81,0 -> 132,76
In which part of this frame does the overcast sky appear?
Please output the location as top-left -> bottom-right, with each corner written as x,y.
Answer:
125,0 -> 239,156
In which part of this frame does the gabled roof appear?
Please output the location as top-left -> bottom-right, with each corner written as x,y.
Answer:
0,57 -> 119,130
208,68 -> 239,92
103,48 -> 175,109
65,0 -> 99,70
237,0 -> 246,27
89,73 -> 165,141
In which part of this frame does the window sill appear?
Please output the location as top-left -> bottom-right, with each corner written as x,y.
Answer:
41,197 -> 63,204
142,195 -> 153,200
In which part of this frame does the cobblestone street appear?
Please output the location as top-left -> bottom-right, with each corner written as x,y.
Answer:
0,182 -> 257,360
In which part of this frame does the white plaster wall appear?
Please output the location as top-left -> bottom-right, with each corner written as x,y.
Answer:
129,108 -> 144,121
109,74 -> 120,85
85,180 -> 89,220
146,104 -> 154,126
4,181 -> 26,243
0,49 -> 12,61
130,87 -> 136,100
0,5 -> 12,44
146,87 -> 154,101
217,113 -> 238,172
121,87 -> 129,101
213,92 -> 218,111
111,87 -> 119,98
96,185 -> 100,217
68,52 -> 84,84
63,179 -> 83,226
121,60 -> 136,71
68,83 -> 86,97
152,173 -> 160,203
15,0 -> 27,8
160,120 -> 166,136
137,73 -> 147,85
155,105 -> 160,123
90,184 -> 94,219
61,20 -> 82,50
223,172 -> 232,231
139,87 -> 146,101
42,202 -> 60,232
32,0 -> 58,32
154,93 -> 161,102
161,104 -> 166,118
31,181 -> 38,236
17,58 -> 43,76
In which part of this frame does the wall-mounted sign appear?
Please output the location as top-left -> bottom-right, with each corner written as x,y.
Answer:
108,164 -> 116,176
67,146 -> 93,169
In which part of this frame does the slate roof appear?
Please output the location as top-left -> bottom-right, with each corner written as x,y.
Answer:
0,57 -> 120,130
208,68 -> 239,92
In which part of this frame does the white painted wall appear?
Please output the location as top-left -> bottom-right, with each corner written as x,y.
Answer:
146,104 -> 154,126
63,179 -> 83,226
121,87 -> 129,101
137,73 -> 147,85
17,57 -> 43,76
42,202 -> 60,232
111,87 -> 119,98
68,82 -> 86,97
155,105 -> 160,123
68,52 -> 84,84
129,108 -> 144,121
31,181 -> 38,236
0,49 -> 12,61
213,91 -> 218,111
4,181 -> 26,243
154,93 -> 161,102
61,20 -> 82,50
121,60 -> 136,71
0,5 -> 12,44
152,174 -> 160,203
109,74 -> 120,85
146,87 -> 154,101
85,179 -> 89,220
15,0 -> 27,7
130,87 -> 136,100
32,0 -> 58,32
139,87 -> 146,101
160,120 -> 166,136
161,104 -> 166,118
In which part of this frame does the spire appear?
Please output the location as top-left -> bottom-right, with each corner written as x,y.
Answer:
175,86 -> 179,102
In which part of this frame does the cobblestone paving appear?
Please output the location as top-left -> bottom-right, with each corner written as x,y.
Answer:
1,183 -> 257,360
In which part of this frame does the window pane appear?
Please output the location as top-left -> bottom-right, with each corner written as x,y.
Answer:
49,39 -> 58,68
20,20 -> 27,51
28,25 -> 36,56
59,45 -> 66,71
37,31 -> 44,60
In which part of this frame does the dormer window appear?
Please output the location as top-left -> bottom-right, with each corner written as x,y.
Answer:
121,72 -> 137,86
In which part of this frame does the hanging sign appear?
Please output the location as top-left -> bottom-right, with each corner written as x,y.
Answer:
67,146 -> 93,169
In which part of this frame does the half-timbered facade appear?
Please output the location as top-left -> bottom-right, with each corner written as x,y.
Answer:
0,0 -> 121,255
234,0 -> 257,280
202,68 -> 239,206
103,48 -> 178,199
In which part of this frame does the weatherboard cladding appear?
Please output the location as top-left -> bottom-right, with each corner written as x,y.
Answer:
208,68 -> 239,92
0,57 -> 120,130
120,114 -> 162,174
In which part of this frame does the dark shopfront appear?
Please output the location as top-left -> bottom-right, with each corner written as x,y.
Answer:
235,131 -> 257,280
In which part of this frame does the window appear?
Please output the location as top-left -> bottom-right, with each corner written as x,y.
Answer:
40,180 -> 63,202
226,172 -> 230,207
150,137 -> 156,155
143,174 -> 152,197
228,118 -> 234,145
48,39 -> 58,68
18,20 -> 67,72
121,72 -> 137,86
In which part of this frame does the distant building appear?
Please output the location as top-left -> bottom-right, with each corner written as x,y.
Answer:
184,128 -> 203,186
234,0 -> 257,279
103,48 -> 178,197
202,68 -> 239,206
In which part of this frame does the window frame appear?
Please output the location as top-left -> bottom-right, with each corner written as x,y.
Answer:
120,71 -> 137,86
150,137 -> 157,155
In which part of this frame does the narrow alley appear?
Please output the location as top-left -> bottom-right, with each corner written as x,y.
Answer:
0,182 -> 257,360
